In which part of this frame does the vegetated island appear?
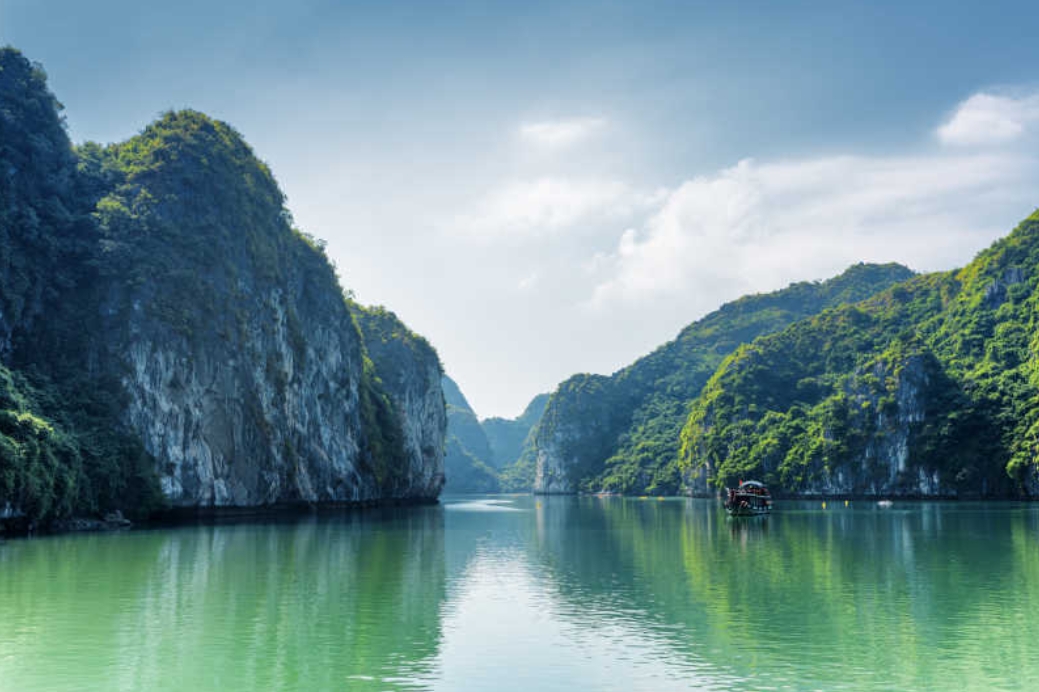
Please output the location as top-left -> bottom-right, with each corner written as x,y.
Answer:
0,47 -> 446,535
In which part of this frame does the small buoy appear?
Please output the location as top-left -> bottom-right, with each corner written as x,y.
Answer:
821,501 -> 827,509
844,500 -> 849,507
639,496 -> 648,500
536,502 -> 542,508
657,497 -> 664,501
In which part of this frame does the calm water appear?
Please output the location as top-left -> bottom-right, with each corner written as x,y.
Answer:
2,496 -> 1039,691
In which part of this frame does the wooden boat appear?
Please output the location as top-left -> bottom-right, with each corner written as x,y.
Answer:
725,480 -> 772,516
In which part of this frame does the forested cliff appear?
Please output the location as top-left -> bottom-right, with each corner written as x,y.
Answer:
533,263 -> 915,494
680,211 -> 1039,497
0,48 -> 445,529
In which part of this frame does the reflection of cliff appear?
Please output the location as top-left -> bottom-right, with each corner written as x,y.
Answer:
0,511 -> 446,691
526,498 -> 1039,690
689,505 -> 1039,689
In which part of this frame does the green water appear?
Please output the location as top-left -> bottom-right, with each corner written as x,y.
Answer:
2,496 -> 1038,691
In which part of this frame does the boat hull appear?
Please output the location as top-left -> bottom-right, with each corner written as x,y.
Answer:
725,505 -> 771,517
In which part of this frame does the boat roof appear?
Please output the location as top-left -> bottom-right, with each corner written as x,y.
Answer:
739,480 -> 767,488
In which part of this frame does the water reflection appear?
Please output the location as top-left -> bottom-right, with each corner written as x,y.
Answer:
0,508 -> 445,692
2,498 -> 1038,691
521,497 -> 1039,691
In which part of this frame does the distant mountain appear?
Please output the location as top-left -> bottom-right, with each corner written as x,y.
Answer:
680,210 -> 1039,497
483,393 -> 549,467
442,374 -> 475,412
534,263 -> 916,494
442,376 -> 498,493
442,376 -> 548,493
486,393 -> 549,492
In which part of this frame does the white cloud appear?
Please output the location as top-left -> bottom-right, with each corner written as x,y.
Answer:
453,177 -> 666,241
519,117 -> 607,148
588,148 -> 1038,310
937,92 -> 1039,146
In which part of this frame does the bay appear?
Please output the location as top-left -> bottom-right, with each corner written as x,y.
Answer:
2,496 -> 1037,691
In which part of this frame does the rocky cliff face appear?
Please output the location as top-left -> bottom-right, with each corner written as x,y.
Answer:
353,308 -> 446,499
104,281 -> 372,507
0,52 -> 445,525
843,355 -> 941,496
533,437 -> 573,495
88,112 -> 446,508
533,377 -> 624,494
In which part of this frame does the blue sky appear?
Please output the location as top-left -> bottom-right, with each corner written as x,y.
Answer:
3,0 -> 1039,416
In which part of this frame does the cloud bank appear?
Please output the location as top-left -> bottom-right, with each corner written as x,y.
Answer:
584,90 -> 1039,312
588,150 -> 1036,309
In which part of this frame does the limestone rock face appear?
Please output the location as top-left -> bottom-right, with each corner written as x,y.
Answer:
533,374 -> 623,495
355,309 -> 447,500
85,111 -> 446,508
683,353 -> 964,497
533,441 -> 575,495
782,354 -> 943,497
104,282 -> 371,507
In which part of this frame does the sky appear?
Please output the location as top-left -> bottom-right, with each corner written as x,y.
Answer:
3,0 -> 1039,418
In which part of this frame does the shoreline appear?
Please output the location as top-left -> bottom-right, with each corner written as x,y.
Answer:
0,496 -> 441,540
535,491 -> 1037,501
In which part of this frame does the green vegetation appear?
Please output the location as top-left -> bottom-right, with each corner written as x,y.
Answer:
86,108 -> 345,348
356,354 -> 410,492
444,436 -> 499,493
0,365 -> 161,525
536,263 -> 916,494
0,48 -> 164,526
680,211 -> 1039,495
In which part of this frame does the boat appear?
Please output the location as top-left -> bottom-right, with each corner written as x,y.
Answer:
724,480 -> 772,516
